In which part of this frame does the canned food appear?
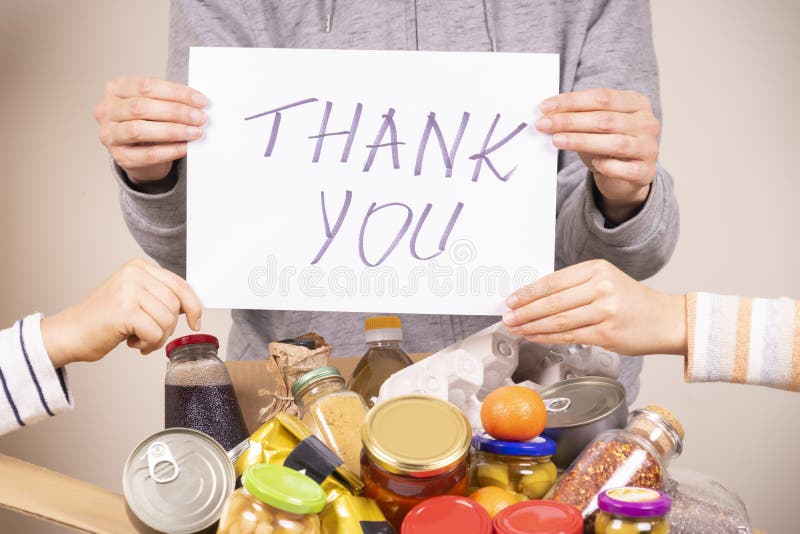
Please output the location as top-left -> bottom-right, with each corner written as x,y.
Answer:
539,377 -> 628,469
469,434 -> 557,499
493,500 -> 583,534
123,428 -> 236,534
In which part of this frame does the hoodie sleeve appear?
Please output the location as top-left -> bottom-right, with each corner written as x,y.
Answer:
555,0 -> 679,280
115,0 -> 257,277
0,315 -> 73,436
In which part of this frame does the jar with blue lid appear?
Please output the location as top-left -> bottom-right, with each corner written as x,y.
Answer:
469,433 -> 558,499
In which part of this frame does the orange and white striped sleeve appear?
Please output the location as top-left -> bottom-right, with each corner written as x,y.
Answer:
686,293 -> 800,391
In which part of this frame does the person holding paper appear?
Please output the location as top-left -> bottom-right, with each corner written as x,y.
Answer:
502,259 -> 800,392
95,0 -> 678,401
0,259 -> 202,436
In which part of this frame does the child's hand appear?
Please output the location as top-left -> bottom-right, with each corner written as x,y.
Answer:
502,259 -> 686,356
41,259 -> 203,367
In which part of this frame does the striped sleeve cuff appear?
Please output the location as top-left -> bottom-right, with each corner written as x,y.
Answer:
0,314 -> 73,435
687,292 -> 800,391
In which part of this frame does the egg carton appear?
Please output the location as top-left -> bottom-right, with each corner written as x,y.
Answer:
376,321 -> 621,431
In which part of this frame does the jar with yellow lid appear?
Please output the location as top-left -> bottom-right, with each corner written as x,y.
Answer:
348,316 -> 413,407
595,487 -> 671,534
361,395 -> 472,531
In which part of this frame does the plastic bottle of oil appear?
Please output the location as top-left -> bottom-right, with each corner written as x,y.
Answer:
347,316 -> 413,407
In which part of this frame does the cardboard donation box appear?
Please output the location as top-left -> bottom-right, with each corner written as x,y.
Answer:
0,357 -> 424,534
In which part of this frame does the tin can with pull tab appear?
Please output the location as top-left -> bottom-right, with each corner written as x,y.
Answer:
123,428 -> 245,534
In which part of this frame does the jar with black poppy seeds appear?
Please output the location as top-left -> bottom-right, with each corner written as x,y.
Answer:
547,405 -> 684,528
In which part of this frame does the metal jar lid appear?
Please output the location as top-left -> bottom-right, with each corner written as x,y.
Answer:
362,395 -> 471,477
539,376 -> 626,428
123,428 -> 236,534
291,365 -> 344,397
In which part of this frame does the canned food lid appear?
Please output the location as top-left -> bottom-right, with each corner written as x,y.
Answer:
291,365 -> 344,397
402,496 -> 492,534
362,395 -> 471,477
472,433 -> 556,457
165,334 -> 219,357
123,428 -> 235,534
242,463 -> 327,515
598,487 -> 671,517
493,500 -> 583,534
539,377 -> 626,429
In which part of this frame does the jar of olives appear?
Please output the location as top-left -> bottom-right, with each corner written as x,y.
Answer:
595,487 -> 671,534
469,433 -> 558,499
217,463 -> 326,534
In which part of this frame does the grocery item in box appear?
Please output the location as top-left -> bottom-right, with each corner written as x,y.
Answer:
401,495 -> 492,534
595,487 -> 671,534
348,316 -> 413,408
361,395 -> 471,531
164,334 -> 250,451
547,405 -> 684,528
294,366 -> 368,476
123,428 -> 236,534
469,433 -> 557,499
217,463 -> 326,534
235,412 -> 363,503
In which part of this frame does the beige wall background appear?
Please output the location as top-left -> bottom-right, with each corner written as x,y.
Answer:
0,1 -> 797,532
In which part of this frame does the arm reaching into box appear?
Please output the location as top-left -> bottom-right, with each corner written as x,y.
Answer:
0,259 -> 203,436
502,259 -> 800,392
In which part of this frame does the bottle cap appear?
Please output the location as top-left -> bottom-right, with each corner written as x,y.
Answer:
291,366 -> 344,397
493,500 -> 583,534
362,395 -> 470,477
402,496 -> 492,534
364,316 -> 403,343
472,433 -> 556,458
165,334 -> 219,358
598,487 -> 672,517
242,463 -> 327,515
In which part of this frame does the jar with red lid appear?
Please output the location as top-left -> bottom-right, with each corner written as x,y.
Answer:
164,334 -> 249,451
493,500 -> 584,534
401,495 -> 492,534
361,395 -> 472,531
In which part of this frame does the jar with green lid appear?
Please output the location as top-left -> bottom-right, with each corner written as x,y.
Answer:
361,394 -> 472,531
217,463 -> 326,534
469,433 -> 558,499
595,488 -> 671,534
292,366 -> 368,475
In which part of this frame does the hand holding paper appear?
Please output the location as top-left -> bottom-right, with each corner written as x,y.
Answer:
94,77 -> 209,189
535,88 -> 661,223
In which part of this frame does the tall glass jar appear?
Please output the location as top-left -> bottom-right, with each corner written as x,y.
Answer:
348,316 -> 413,407
547,405 -> 684,526
292,366 -> 368,475
164,334 -> 250,452
361,395 -> 472,531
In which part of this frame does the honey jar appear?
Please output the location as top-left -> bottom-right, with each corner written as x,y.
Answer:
360,395 -> 472,530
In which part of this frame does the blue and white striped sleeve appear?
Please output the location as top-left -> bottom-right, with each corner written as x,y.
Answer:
0,313 -> 74,436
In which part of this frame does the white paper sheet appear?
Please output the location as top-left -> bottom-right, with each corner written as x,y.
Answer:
187,47 -> 558,315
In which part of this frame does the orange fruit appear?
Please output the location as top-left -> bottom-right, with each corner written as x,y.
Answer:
469,486 -> 524,518
481,385 -> 547,441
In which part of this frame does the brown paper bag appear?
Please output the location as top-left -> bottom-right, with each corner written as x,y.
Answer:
256,333 -> 331,422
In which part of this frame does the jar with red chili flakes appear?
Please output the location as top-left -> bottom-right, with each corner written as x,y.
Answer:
361,395 -> 472,531
547,405 -> 684,528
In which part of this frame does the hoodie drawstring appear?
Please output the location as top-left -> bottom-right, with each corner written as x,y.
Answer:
481,0 -> 497,52
325,0 -> 336,32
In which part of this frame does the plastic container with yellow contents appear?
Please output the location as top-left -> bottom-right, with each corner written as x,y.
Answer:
595,487 -> 671,534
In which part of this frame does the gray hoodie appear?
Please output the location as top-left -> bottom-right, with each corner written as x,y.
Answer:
115,0 -> 679,401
